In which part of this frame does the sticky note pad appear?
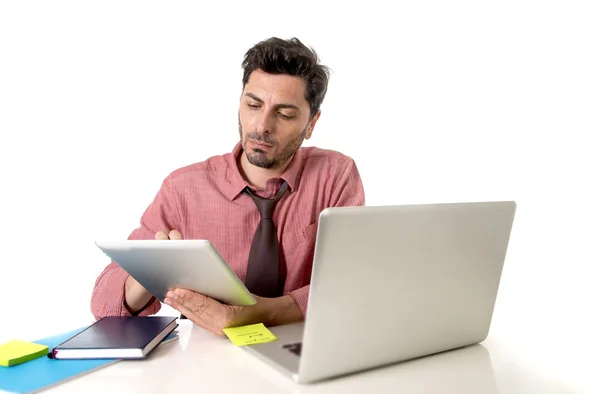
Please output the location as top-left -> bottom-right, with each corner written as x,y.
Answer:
0,340 -> 49,367
222,323 -> 278,346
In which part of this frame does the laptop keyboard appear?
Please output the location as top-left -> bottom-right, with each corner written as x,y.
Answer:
283,342 -> 302,356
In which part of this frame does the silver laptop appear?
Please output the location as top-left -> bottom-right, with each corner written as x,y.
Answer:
243,201 -> 516,384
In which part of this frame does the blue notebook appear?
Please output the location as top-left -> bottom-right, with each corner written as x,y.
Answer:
50,316 -> 178,360
0,323 -> 178,394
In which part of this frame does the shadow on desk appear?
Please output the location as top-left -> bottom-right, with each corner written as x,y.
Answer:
277,343 -> 496,394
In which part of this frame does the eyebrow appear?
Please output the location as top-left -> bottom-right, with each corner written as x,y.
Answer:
244,93 -> 301,111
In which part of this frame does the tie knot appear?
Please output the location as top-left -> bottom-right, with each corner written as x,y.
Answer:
244,181 -> 289,220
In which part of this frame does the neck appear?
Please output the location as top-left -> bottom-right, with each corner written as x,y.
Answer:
239,153 -> 293,189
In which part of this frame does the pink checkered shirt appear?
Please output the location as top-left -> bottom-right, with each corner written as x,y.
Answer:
91,142 -> 365,319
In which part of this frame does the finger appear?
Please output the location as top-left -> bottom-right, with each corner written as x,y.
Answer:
164,294 -> 220,335
172,288 -> 195,299
167,287 -> 208,310
169,230 -> 183,240
155,231 -> 169,240
168,289 -> 211,316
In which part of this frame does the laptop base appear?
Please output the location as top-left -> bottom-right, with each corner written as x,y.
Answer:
242,322 -> 304,381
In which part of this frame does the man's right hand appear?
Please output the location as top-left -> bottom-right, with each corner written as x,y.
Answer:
124,229 -> 183,314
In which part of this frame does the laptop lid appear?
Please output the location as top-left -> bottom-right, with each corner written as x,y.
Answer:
296,201 -> 516,383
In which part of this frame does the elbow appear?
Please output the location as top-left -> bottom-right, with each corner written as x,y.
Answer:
90,292 -> 109,320
90,287 -> 126,319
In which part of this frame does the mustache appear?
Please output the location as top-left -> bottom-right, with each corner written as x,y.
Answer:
246,132 -> 277,146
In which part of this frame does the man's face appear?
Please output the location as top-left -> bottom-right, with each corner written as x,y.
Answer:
238,69 -> 319,169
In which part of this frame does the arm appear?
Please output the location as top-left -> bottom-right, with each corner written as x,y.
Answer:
90,261 -> 160,319
329,156 -> 366,208
90,175 -> 181,319
248,294 -> 304,326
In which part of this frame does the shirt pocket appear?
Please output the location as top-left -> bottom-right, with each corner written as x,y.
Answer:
281,222 -> 319,285
283,222 -> 319,249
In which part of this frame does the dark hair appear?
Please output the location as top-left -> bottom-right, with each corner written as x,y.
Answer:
242,37 -> 330,119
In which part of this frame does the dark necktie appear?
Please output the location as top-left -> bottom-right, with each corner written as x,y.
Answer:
243,181 -> 289,297
179,181 -> 288,319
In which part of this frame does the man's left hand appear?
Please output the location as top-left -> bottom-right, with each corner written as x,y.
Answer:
164,289 -> 303,335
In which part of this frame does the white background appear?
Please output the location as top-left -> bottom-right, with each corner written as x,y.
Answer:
0,1 -> 598,392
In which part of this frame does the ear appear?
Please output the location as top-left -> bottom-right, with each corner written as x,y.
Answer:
304,110 -> 321,140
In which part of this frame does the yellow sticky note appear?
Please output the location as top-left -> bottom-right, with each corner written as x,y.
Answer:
0,340 -> 49,367
222,323 -> 278,346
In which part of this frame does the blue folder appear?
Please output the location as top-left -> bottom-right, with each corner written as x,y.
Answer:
0,326 -> 178,394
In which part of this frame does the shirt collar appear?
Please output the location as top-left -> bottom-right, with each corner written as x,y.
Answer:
225,141 -> 303,201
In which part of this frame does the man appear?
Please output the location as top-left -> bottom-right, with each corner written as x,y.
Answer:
91,37 -> 365,336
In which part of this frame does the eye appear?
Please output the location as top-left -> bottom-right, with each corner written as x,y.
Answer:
279,112 -> 295,120
247,102 -> 260,110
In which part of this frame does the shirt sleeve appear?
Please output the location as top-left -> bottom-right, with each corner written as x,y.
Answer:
290,156 -> 366,317
330,156 -> 366,208
90,175 -> 181,320
289,285 -> 310,316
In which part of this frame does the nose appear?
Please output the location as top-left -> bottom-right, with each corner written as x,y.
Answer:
254,110 -> 276,134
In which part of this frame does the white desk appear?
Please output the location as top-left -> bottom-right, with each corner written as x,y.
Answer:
39,319 -> 588,394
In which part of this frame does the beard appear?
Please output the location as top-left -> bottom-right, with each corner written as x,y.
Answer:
238,119 -> 307,169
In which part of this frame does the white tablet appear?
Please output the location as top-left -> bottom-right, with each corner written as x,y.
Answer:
95,240 -> 256,306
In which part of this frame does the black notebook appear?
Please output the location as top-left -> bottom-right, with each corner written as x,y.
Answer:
49,316 -> 178,360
